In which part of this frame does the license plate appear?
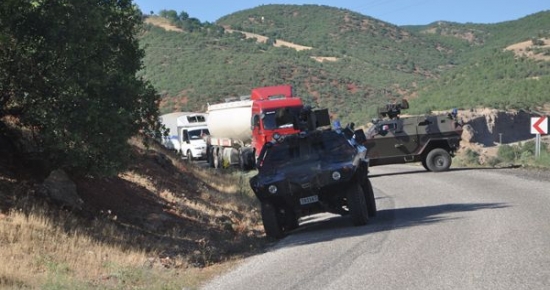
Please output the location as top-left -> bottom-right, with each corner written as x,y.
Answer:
299,195 -> 319,205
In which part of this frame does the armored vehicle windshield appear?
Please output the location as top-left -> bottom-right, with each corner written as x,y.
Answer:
257,130 -> 357,171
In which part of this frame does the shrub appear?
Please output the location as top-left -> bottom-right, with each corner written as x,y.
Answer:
463,148 -> 480,165
519,150 -> 534,163
497,144 -> 518,162
521,140 -> 536,154
486,156 -> 502,167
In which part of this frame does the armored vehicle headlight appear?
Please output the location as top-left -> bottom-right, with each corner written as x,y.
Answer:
332,171 -> 341,181
268,185 -> 278,194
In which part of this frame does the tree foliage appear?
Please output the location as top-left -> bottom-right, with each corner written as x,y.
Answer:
0,0 -> 161,176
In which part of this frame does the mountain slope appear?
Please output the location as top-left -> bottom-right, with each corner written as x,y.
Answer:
139,6 -> 550,124
405,11 -> 550,113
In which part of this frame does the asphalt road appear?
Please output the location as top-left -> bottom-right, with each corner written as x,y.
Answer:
201,164 -> 550,290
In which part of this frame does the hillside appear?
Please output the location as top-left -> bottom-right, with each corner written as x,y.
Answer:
0,136 -> 267,288
405,11 -> 550,114
139,5 -> 550,125
139,4 -> 460,123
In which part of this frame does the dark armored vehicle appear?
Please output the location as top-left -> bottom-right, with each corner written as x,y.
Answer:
365,101 -> 463,172
250,129 -> 376,239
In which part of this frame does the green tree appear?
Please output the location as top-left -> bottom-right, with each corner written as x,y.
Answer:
0,0 -> 161,176
159,9 -> 178,22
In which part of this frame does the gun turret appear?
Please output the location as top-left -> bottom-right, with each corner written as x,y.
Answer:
378,99 -> 409,120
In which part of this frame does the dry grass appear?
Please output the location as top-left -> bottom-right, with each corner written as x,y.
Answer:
505,38 -> 550,61
143,16 -> 183,32
223,28 -> 313,51
0,204 -> 242,289
310,56 -> 339,63
0,137 -> 268,289
1,206 -> 147,288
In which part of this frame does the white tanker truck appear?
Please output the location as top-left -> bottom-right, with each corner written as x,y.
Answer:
206,85 -> 306,170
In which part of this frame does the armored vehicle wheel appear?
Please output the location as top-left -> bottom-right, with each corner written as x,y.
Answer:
347,182 -> 369,226
362,179 -> 377,218
186,150 -> 193,163
421,159 -> 430,171
261,202 -> 284,239
425,148 -> 451,172
283,207 -> 299,231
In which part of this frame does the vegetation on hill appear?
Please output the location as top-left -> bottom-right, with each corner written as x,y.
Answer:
140,5 -> 461,123
0,0 -> 162,177
407,11 -> 550,114
140,6 -> 550,125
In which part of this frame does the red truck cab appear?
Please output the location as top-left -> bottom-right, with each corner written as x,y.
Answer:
250,85 -> 304,157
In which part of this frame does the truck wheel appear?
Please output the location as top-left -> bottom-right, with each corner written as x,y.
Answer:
238,149 -> 246,171
206,147 -> 215,168
213,148 -> 221,169
426,148 -> 451,172
347,182 -> 369,226
261,202 -> 284,239
239,148 -> 255,171
362,179 -> 377,218
186,150 -> 193,163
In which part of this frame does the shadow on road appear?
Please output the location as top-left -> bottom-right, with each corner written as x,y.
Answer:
275,202 -> 509,249
368,165 -> 522,179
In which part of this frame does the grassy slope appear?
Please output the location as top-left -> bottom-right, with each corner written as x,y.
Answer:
140,5 -> 459,124
0,138 -> 266,289
140,6 -> 550,125
407,11 -> 550,114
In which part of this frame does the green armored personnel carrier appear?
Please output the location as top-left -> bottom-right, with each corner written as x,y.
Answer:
364,101 -> 463,172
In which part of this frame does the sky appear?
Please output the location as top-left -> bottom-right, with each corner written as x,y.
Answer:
132,0 -> 550,26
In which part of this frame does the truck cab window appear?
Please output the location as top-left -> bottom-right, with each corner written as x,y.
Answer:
262,111 -> 277,130
188,129 -> 209,140
262,107 -> 301,130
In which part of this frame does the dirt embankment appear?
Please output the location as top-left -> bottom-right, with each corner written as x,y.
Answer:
457,108 -> 550,160
460,108 -> 535,146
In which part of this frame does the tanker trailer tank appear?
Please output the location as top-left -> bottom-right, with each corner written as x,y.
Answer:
207,99 -> 253,143
206,99 -> 255,169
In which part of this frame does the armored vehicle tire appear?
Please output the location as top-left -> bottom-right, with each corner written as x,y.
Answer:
284,207 -> 299,231
362,179 -> 377,218
260,202 -> 284,239
421,159 -> 430,171
425,148 -> 451,172
186,150 -> 193,163
347,182 -> 369,226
